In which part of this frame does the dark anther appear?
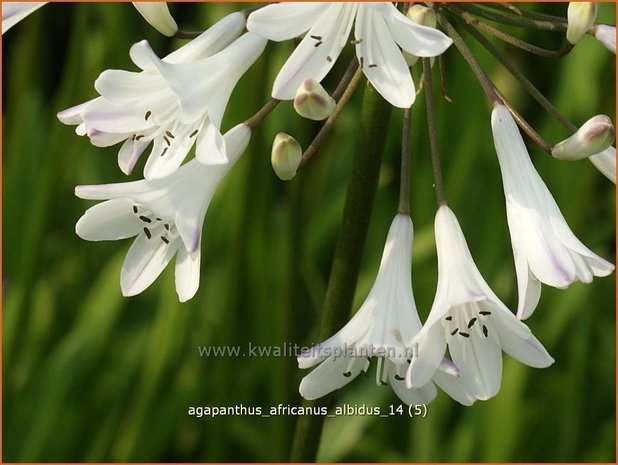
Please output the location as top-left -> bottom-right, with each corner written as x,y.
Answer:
165,131 -> 175,139
343,371 -> 352,378
139,215 -> 152,223
190,129 -> 199,138
132,205 -> 138,214
314,41 -> 323,47
326,56 -> 332,63
394,375 -> 405,381
359,57 -> 364,68
135,135 -> 145,140
145,110 -> 152,120
164,224 -> 170,230
406,359 -> 411,364
310,35 -> 322,40
480,311 -> 491,316
445,316 -> 452,321
459,332 -> 470,338
161,147 -> 169,157
450,328 -> 458,336
468,318 -> 477,328
368,64 -> 377,68
380,381 -> 388,386
482,325 -> 488,337
161,236 -> 169,244
143,227 -> 152,239
164,136 -> 171,146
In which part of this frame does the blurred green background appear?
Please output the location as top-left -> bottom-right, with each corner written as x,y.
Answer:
2,2 -> 615,462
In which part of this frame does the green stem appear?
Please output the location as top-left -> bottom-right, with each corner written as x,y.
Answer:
398,108 -> 412,214
456,3 -> 568,32
289,84 -> 392,463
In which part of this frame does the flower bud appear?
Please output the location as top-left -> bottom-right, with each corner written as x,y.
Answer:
566,2 -> 598,45
271,133 -> 302,180
293,79 -> 336,121
594,25 -> 616,54
552,115 -> 615,161
132,2 -> 178,37
404,5 -> 437,66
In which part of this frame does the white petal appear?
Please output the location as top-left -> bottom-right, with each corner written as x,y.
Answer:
2,2 -> 47,34
118,137 -> 150,176
492,312 -> 554,368
75,179 -> 149,200
120,233 -> 179,296
589,146 -> 616,183
355,5 -> 415,108
83,98 -> 152,134
382,4 -> 453,57
87,128 -> 133,148
143,125 -> 198,179
57,100 -> 93,125
196,119 -> 227,165
272,3 -> 357,100
389,365 -> 437,405
95,69 -> 165,102
432,369 -> 476,406
515,256 -> 542,320
406,324 -> 446,388
246,3 -> 325,41
132,2 -> 178,37
299,356 -> 366,400
175,205 -> 203,254
76,198 -> 142,241
175,246 -> 201,302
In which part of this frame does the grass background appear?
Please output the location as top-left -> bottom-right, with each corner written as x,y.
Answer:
2,2 -> 615,462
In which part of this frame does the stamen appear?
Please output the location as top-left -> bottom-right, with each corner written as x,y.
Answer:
450,328 -> 459,336
479,311 -> 491,316
161,236 -> 169,244
310,35 -> 322,40
165,131 -> 175,139
359,56 -> 364,68
164,224 -> 170,230
160,147 -> 169,157
132,205 -> 138,214
368,64 -> 377,68
394,375 -> 405,381
139,215 -> 152,223
164,136 -> 171,146
468,318 -> 477,328
156,217 -> 162,221
343,371 -> 352,378
314,41 -> 323,48
143,227 -> 152,239
482,325 -> 489,337
135,135 -> 145,140
131,134 -> 136,141
445,316 -> 453,321
326,56 -> 332,63
459,332 -> 470,338
145,110 -> 152,121
406,359 -> 411,364
189,129 -> 199,138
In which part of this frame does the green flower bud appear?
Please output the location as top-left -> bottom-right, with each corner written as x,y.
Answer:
293,79 -> 336,121
552,115 -> 615,161
271,133 -> 302,180
566,2 -> 598,45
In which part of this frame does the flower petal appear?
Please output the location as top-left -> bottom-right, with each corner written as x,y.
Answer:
492,312 -> 554,368
118,137 -> 150,176
432,369 -> 476,406
196,119 -> 227,165
272,3 -> 357,100
2,2 -> 47,34
175,246 -> 201,302
246,3 -> 325,41
355,5 -> 415,108
76,198 -> 142,241
299,356 -> 366,400
132,2 -> 178,37
120,233 -> 179,296
406,323 -> 446,388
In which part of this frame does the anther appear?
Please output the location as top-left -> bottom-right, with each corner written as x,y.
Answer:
161,236 -> 169,244
459,332 -> 470,338
310,35 -> 322,40
379,381 -> 388,386
145,110 -> 152,121
314,41 -> 323,47
164,136 -> 171,146
394,375 -> 405,381
135,135 -> 145,140
132,205 -> 138,214
479,311 -> 491,316
468,318 -> 477,328
482,325 -> 488,337
368,64 -> 377,68
143,227 -> 152,239
326,56 -> 332,63
445,316 -> 453,321
139,215 -> 152,223
406,359 -> 411,364
189,130 -> 199,138
160,147 -> 169,157
165,131 -> 175,139
359,57 -> 364,68
450,328 -> 458,336
164,224 -> 170,230
343,371 -> 352,378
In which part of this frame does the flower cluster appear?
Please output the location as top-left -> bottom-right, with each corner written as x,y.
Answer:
6,1 -> 613,409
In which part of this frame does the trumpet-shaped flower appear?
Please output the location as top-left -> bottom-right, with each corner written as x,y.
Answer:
74,123 -> 251,302
406,206 -> 554,403
58,14 -> 266,179
247,2 -> 452,108
2,2 -> 47,34
298,214 -> 472,406
491,104 -> 614,320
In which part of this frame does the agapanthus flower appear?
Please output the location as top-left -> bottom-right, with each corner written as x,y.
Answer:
298,214 -> 472,406
406,206 -> 554,403
74,123 -> 251,302
2,2 -> 47,34
491,104 -> 614,320
58,14 -> 266,179
247,2 -> 452,108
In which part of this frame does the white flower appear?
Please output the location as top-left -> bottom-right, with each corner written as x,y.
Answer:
491,104 -> 614,320
132,2 -> 178,37
247,2 -> 452,108
2,2 -> 47,34
58,14 -> 266,179
271,132 -> 302,181
298,214 -> 472,406
406,206 -> 554,403
589,146 -> 616,183
74,123 -> 251,302
552,115 -> 615,161
593,25 -> 616,54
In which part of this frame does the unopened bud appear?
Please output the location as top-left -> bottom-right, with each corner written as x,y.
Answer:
294,80 -> 336,121
271,133 -> 302,180
132,2 -> 178,37
566,2 -> 597,45
404,6 -> 437,66
552,115 -> 615,161
594,25 -> 616,54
